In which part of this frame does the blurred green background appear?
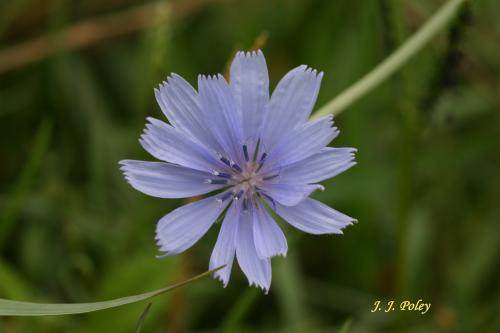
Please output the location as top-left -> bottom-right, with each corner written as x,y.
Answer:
1,0 -> 499,332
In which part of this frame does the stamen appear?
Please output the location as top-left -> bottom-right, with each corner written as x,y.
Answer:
260,192 -> 276,209
242,198 -> 249,212
212,170 -> 232,179
219,156 -> 231,167
216,191 -> 233,203
252,139 -> 261,162
263,174 -> 279,181
259,153 -> 268,163
234,190 -> 244,201
255,152 -> 268,173
231,162 -> 242,173
205,179 -> 228,185
242,145 -> 249,161
217,152 -> 241,173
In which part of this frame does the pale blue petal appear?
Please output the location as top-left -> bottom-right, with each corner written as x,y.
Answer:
260,65 -> 323,149
155,74 -> 223,152
119,160 -> 223,199
236,206 -> 272,292
267,115 -> 338,168
278,147 -> 357,184
259,183 -> 324,206
155,196 -> 229,256
230,50 -> 269,141
198,74 -> 244,160
253,202 -> 287,259
209,202 -> 240,287
274,198 -> 355,235
140,117 -> 225,172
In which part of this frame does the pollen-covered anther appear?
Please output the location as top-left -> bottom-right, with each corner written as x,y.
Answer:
205,179 -> 228,185
216,191 -> 233,203
230,161 -> 243,173
234,190 -> 244,201
263,174 -> 279,181
242,145 -> 249,161
212,170 -> 232,179
242,198 -> 249,213
255,153 -> 268,173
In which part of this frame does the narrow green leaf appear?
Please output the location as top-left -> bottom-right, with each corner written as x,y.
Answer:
338,318 -> 352,333
274,256 -> 306,329
312,0 -> 469,118
133,302 -> 152,333
0,266 -> 222,317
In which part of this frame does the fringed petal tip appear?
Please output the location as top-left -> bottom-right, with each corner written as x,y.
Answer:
213,271 -> 230,288
248,281 -> 270,295
213,263 -> 272,293
295,65 -> 324,80
155,73 -> 181,90
144,116 -> 164,127
155,252 -> 169,259
347,148 -> 358,159
235,49 -> 264,58
336,217 -> 358,234
315,184 -> 326,191
268,251 -> 287,259
118,160 -> 138,177
118,159 -> 131,168
278,251 -> 287,258
155,231 -> 172,258
154,234 -> 170,254
197,73 -> 226,83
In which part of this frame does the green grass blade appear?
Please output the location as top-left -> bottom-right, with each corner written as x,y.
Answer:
0,267 -> 222,316
219,288 -> 260,333
133,302 -> 152,333
338,318 -> 352,333
312,0 -> 469,118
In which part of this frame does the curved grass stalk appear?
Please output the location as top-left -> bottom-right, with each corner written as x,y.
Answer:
311,0 -> 469,119
0,266 -> 223,316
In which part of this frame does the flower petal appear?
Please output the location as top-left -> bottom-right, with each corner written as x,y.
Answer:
156,195 -> 229,256
198,74 -> 244,160
236,206 -> 272,292
253,202 -> 287,259
268,115 -> 338,168
259,183 -> 324,206
155,74 -> 223,152
279,147 -> 357,184
140,117 -> 224,172
209,202 -> 240,287
230,50 -> 269,141
119,160 -> 224,199
261,65 -> 323,149
274,198 -> 355,235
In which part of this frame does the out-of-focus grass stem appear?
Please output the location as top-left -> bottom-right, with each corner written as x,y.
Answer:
218,288 -> 260,333
0,119 -> 52,249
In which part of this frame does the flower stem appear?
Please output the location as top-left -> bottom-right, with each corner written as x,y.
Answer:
311,0 -> 469,119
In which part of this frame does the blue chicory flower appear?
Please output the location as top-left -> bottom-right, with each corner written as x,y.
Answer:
120,50 -> 357,292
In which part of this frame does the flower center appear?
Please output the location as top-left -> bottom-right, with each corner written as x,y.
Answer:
210,144 -> 278,209
231,161 -> 264,197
